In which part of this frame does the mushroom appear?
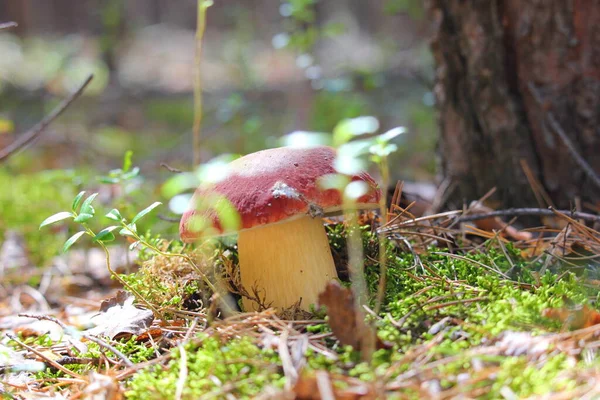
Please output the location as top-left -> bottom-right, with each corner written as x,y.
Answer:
180,146 -> 380,311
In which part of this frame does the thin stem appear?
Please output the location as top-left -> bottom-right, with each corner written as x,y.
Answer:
84,227 -> 165,319
192,0 -> 212,166
0,75 -> 93,162
375,156 -> 390,315
344,205 -> 374,362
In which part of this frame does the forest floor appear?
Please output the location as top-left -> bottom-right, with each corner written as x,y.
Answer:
2,167 -> 600,399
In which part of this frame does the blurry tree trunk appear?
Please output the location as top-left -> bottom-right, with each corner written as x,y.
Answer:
429,1 -> 600,210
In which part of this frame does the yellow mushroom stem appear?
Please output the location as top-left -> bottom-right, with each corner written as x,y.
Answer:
237,215 -> 338,312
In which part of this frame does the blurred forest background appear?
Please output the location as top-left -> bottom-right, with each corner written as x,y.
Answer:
0,0 -> 435,182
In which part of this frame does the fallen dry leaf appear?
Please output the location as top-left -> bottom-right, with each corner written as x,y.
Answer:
293,371 -> 377,400
317,282 -> 390,353
468,202 -> 533,241
83,372 -> 123,400
0,315 -> 64,341
495,331 -> 552,358
542,304 -> 600,330
86,291 -> 154,339
99,290 -> 130,312
317,281 -> 369,351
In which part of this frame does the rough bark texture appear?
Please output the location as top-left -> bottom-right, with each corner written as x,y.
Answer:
430,0 -> 600,210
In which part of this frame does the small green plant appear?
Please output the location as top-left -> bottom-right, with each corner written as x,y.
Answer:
97,150 -> 140,184
39,190 -> 166,315
39,169 -> 229,319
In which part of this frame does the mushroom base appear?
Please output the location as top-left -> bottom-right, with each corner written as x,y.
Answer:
237,215 -> 338,312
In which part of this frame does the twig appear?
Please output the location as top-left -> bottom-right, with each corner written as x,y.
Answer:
158,214 -> 180,223
160,162 -> 183,173
0,21 -> 18,30
18,313 -> 133,367
174,345 -> 188,400
424,296 -> 488,311
378,210 -> 462,233
528,82 -> 600,190
278,329 -> 298,388
83,335 -> 134,368
316,371 -> 336,400
433,252 -> 511,279
6,333 -> 83,379
53,357 -> 102,367
456,208 -> 600,224
18,313 -> 69,329
0,74 -> 94,162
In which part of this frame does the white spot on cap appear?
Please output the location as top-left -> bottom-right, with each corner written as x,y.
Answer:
271,181 -> 301,200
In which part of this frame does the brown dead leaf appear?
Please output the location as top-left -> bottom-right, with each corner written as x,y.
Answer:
13,327 -> 44,339
86,292 -> 154,339
469,203 -> 533,241
99,290 -> 130,312
83,372 -> 123,400
293,371 -> 377,400
522,224 -> 593,263
134,327 -> 163,342
318,281 -> 369,351
542,304 -> 600,330
317,282 -> 390,353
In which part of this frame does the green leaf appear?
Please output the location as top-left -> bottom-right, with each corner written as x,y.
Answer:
376,126 -> 406,143
200,0 -> 214,10
369,143 -> 398,158
74,213 -> 94,223
121,166 -> 140,181
344,181 -> 369,201
120,223 -> 137,237
39,212 -> 73,229
79,193 -> 99,216
93,226 -> 119,242
280,131 -> 331,148
122,150 -> 133,172
132,202 -> 162,223
71,191 -> 86,212
196,154 -> 239,184
162,173 -> 198,198
213,197 -> 241,233
98,176 -> 120,184
333,116 -> 379,147
318,173 -> 350,191
105,209 -> 123,221
63,231 -> 86,253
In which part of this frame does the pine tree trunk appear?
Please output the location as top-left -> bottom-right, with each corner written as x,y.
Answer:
430,0 -> 600,210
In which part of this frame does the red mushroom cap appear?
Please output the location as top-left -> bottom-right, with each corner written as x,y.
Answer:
180,146 -> 380,242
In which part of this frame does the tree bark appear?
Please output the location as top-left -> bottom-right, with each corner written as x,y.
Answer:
430,0 -> 600,210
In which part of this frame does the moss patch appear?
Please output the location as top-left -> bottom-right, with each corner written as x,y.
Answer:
125,336 -> 285,399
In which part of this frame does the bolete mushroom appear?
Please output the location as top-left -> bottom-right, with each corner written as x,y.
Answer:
180,145 -> 380,311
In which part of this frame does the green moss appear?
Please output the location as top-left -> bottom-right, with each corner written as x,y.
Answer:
0,168 -> 79,267
121,221 -> 596,398
489,354 -> 577,398
125,336 -> 285,399
29,335 -> 157,381
119,242 -> 211,312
